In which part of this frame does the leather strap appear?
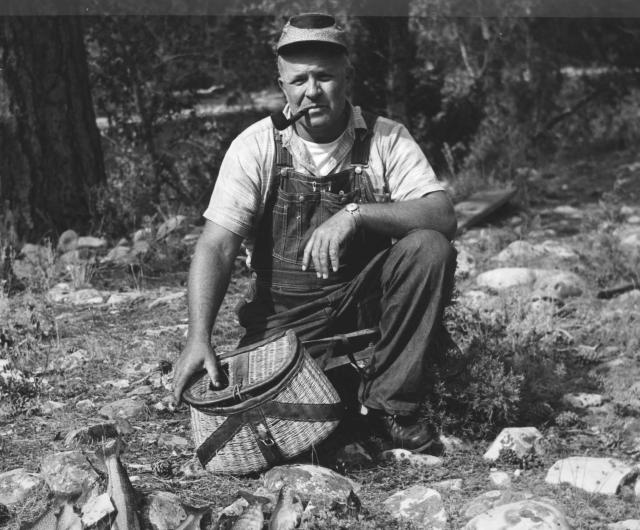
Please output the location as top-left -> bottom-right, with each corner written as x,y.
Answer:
196,401 -> 344,467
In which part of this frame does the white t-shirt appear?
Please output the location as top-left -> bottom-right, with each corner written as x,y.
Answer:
204,104 -> 445,240
299,133 -> 345,177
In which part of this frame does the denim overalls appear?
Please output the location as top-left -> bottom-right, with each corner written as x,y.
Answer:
237,115 -> 457,416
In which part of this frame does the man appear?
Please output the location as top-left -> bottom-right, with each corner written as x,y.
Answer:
173,13 -> 457,452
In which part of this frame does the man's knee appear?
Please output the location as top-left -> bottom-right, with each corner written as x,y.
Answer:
393,229 -> 456,271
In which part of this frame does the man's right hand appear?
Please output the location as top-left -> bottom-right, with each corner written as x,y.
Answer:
172,340 -> 223,405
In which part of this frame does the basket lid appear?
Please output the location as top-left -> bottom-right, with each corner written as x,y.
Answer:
182,330 -> 299,407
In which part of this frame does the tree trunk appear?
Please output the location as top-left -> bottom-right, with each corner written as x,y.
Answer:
0,16 -> 105,241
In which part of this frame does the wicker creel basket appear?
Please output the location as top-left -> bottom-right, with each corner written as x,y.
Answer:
182,329 -> 343,475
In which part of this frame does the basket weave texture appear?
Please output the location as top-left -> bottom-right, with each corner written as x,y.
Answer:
188,332 -> 341,475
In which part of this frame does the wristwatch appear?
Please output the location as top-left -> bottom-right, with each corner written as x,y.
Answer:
345,202 -> 361,229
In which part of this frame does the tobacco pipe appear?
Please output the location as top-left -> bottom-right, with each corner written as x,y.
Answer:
270,105 -> 315,130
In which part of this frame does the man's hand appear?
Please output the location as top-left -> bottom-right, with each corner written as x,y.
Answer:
173,339 -> 223,405
302,208 -> 357,278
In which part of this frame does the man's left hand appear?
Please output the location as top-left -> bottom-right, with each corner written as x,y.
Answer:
302,208 -> 357,278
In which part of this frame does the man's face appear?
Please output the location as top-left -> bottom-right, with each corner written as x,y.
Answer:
277,48 -> 352,142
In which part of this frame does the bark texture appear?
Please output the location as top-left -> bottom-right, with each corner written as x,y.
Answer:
0,16 -> 104,240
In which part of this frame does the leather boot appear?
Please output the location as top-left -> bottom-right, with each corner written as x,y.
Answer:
370,410 -> 441,453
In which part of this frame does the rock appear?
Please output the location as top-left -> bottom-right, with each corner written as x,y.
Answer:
618,226 -> 640,257
69,289 -> 104,305
156,215 -> 187,239
545,457 -> 638,495
483,427 -> 545,461
464,499 -> 570,530
476,268 -> 584,298
47,282 -> 73,303
489,471 -> 511,488
381,449 -> 443,468
64,420 -> 132,446
532,269 -> 584,300
147,291 -> 186,309
77,236 -> 107,249
39,400 -> 66,415
56,350 -> 88,372
101,244 -> 132,265
476,268 -> 537,290
0,468 -> 45,506
335,442 -> 373,468
99,398 -> 149,421
456,290 -> 502,316
455,246 -> 477,279
563,393 -> 604,409
58,229 -> 79,253
553,205 -> 583,218
133,228 -> 153,243
81,493 -> 114,527
432,478 -> 463,491
216,497 -> 249,527
462,490 -> 533,520
103,379 -> 130,389
131,240 -> 151,257
263,465 -> 360,506
146,491 -> 188,530
76,399 -> 95,413
608,521 -> 640,530
383,486 -> 446,529
128,385 -> 153,396
106,292 -> 144,305
179,459 -> 208,479
492,241 -> 542,263
439,434 -> 469,453
40,451 -> 100,497
156,433 -> 189,450
629,216 -> 640,225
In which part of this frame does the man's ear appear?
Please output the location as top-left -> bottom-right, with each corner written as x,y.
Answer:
277,76 -> 284,92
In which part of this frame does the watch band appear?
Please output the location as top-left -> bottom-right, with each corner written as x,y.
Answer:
345,203 -> 361,229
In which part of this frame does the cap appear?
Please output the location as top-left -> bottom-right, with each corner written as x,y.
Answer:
276,13 -> 348,54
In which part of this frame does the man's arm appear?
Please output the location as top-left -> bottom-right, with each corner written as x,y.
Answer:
302,191 -> 456,279
172,220 -> 244,403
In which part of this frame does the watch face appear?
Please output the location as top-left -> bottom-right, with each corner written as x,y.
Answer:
347,203 -> 358,212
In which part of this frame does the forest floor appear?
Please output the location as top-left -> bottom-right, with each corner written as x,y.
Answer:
1,144 -> 640,529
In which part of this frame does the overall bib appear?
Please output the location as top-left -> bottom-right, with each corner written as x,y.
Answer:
237,115 -> 457,416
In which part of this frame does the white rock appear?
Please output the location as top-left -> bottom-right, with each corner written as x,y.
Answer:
146,491 -> 187,530
562,393 -> 604,409
58,350 -> 88,371
106,292 -> 143,305
47,282 -> 73,303
103,379 -> 130,389
77,236 -> 107,249
432,478 -> 463,491
98,398 -> 149,421
40,400 -> 66,414
263,464 -> 360,505
40,451 -> 100,497
81,493 -> 114,527
75,399 -> 96,412
381,449 -> 443,468
101,245 -> 132,265
69,289 -> 104,306
58,230 -> 79,253
628,216 -> 640,225
484,427 -> 545,461
545,457 -> 638,495
533,270 -> 584,299
620,228 -> 640,257
0,468 -> 44,506
489,471 -> 511,488
493,241 -> 542,263
455,247 -> 477,279
156,215 -> 187,239
476,268 -> 538,290
609,520 -> 640,530
383,486 -> 447,529
553,205 -> 583,218
464,499 -> 570,529
147,291 -> 186,309
156,433 -> 190,449
133,228 -> 153,242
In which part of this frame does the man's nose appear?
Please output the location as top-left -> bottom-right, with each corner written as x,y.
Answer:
304,79 -> 321,99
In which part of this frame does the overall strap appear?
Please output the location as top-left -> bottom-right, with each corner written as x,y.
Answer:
350,110 -> 378,167
274,128 -> 293,169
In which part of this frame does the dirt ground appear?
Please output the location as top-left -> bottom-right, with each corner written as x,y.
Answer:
1,145 -> 640,529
